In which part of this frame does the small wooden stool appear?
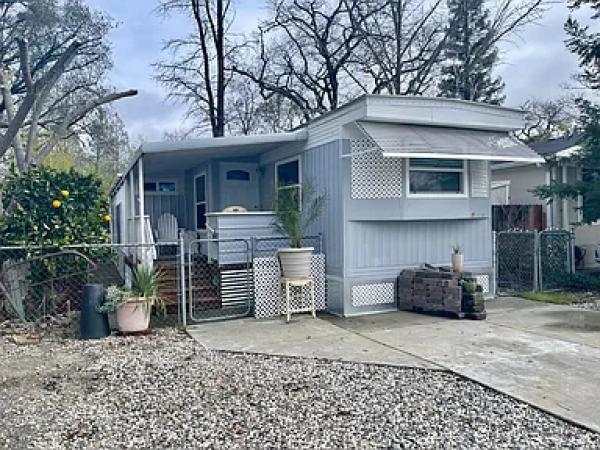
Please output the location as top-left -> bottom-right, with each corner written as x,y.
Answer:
279,277 -> 316,323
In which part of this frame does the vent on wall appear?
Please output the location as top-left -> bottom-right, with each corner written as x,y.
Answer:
350,138 -> 403,199
352,282 -> 395,307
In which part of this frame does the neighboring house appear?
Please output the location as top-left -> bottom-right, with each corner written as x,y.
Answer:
110,95 -> 541,317
491,134 -> 600,268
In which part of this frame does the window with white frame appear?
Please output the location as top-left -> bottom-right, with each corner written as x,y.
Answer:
144,180 -> 177,194
275,158 -> 301,206
408,159 -> 466,196
194,174 -> 207,230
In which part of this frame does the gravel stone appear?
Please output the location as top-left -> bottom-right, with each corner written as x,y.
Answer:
0,327 -> 598,449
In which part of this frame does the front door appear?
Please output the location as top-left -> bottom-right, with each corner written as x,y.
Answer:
218,162 -> 260,211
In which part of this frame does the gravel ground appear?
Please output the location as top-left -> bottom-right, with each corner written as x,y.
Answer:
0,321 -> 598,449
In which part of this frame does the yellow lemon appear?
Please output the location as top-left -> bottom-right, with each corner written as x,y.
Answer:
51,199 -> 62,208
60,190 -> 69,198
103,214 -> 111,222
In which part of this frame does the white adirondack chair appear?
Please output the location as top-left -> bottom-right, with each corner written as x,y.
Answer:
157,213 -> 179,243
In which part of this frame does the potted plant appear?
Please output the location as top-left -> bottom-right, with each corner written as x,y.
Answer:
99,265 -> 166,333
451,245 -> 464,273
273,182 -> 325,278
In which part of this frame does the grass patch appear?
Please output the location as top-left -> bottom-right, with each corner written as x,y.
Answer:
521,291 -> 574,304
520,291 -> 598,305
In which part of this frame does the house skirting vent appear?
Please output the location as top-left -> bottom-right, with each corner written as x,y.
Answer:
352,283 -> 395,307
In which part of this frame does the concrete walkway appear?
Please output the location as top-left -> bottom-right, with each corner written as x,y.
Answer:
187,298 -> 600,433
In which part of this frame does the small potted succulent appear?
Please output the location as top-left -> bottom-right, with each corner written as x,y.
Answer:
273,182 -> 325,278
451,245 -> 464,273
99,265 -> 166,333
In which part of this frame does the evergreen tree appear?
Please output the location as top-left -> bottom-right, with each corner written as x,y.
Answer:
532,1 -> 600,223
564,0 -> 599,90
438,0 -> 505,104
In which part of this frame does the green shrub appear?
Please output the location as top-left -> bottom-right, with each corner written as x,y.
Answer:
462,281 -> 477,293
560,272 -> 600,292
0,166 -> 110,247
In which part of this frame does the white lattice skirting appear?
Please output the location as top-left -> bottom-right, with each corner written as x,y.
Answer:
253,255 -> 326,319
352,282 -> 395,307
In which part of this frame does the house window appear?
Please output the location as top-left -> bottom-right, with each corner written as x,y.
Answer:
275,158 -> 301,209
144,180 -> 177,194
144,182 -> 157,192
226,170 -> 251,181
194,174 -> 207,230
408,159 -> 466,196
158,181 -> 176,192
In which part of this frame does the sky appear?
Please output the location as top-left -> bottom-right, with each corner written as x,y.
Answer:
88,0 -> 583,143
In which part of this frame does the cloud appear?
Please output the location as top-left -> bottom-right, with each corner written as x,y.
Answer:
497,3 -> 580,107
112,88 -> 192,142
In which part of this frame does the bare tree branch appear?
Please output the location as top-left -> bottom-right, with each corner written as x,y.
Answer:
35,89 -> 137,165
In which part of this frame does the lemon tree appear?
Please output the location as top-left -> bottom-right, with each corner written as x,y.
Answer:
0,167 -> 110,246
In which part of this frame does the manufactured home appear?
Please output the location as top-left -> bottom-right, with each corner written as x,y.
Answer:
109,95 -> 543,317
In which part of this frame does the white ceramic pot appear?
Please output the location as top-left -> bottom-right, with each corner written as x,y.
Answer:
452,253 -> 464,273
115,297 -> 151,333
278,247 -> 314,278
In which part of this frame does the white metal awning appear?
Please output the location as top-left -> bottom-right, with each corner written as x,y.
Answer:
356,121 -> 544,163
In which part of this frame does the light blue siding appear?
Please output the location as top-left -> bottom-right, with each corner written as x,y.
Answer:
259,163 -> 275,210
302,142 -> 344,277
258,141 -> 345,277
345,219 -> 491,277
144,193 -> 186,231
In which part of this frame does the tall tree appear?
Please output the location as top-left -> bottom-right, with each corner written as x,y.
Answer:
438,0 -> 505,103
351,0 -> 449,96
234,0 -> 382,121
155,0 -> 237,137
519,96 -> 579,142
0,0 -> 136,175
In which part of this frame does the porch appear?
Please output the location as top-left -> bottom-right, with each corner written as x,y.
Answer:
111,130 -> 308,258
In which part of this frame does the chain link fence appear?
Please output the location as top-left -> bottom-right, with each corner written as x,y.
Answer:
0,242 -> 180,325
495,229 -> 574,295
0,234 -> 324,325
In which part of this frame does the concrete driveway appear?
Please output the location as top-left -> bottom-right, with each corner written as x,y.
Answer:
187,297 -> 600,433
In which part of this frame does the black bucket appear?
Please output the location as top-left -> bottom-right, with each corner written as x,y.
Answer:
80,284 -> 110,340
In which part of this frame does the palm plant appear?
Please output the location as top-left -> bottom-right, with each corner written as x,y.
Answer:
99,265 -> 167,316
132,265 -> 167,315
273,182 -> 325,248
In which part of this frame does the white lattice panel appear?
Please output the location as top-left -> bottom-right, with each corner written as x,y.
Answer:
470,160 -> 489,197
475,274 -> 491,295
351,138 -> 403,199
352,282 -> 395,307
253,255 -> 326,319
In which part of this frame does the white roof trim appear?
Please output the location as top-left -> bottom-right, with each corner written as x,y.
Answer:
555,145 -> 582,159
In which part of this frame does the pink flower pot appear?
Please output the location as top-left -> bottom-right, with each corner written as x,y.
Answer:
115,298 -> 151,333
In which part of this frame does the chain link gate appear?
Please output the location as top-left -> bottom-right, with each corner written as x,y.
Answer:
496,231 -> 538,295
494,230 -> 574,295
539,230 -> 574,291
185,238 -> 253,323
